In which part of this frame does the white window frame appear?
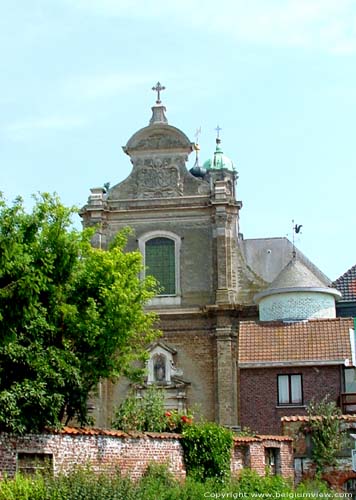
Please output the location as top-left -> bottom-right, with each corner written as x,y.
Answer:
138,230 -> 181,306
277,374 -> 303,406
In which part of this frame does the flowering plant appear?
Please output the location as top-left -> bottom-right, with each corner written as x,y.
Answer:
164,409 -> 193,433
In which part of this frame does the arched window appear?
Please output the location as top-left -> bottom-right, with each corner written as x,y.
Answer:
146,237 -> 175,295
138,231 -> 181,305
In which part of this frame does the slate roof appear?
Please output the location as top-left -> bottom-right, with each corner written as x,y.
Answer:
269,258 -> 328,290
240,237 -> 331,285
333,264 -> 356,302
238,318 -> 354,366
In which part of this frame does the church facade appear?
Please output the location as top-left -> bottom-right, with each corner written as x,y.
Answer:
80,85 -> 354,432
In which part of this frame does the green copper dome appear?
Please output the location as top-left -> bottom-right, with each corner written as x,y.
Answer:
203,137 -> 235,172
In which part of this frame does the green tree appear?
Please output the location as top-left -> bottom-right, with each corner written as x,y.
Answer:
0,193 -> 159,433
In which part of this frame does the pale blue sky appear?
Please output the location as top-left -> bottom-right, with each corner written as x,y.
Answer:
1,0 -> 356,281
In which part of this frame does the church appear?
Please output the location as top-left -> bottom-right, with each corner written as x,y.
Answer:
80,84 -> 355,433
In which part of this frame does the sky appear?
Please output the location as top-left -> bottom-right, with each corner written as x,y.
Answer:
1,0 -> 356,281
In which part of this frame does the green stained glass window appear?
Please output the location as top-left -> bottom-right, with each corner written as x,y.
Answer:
146,237 -> 175,295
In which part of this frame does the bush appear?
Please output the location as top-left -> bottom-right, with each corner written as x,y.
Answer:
0,466 -> 337,500
112,386 -> 166,432
164,409 -> 193,433
112,386 -> 194,433
181,422 -> 233,482
231,468 -> 292,495
303,395 -> 343,473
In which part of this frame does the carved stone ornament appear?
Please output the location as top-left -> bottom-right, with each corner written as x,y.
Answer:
135,161 -> 183,197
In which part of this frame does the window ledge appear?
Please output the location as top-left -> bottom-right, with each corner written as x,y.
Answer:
276,405 -> 306,409
148,296 -> 181,306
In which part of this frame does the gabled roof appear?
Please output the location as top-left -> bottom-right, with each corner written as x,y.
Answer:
333,264 -> 356,302
238,318 -> 354,367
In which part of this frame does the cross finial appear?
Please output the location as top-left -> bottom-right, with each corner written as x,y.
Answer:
194,127 -> 202,144
215,124 -> 222,139
152,81 -> 166,104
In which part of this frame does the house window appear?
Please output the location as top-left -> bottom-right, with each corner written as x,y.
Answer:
344,368 -> 356,393
277,374 -> 303,405
146,237 -> 175,295
17,452 -> 53,476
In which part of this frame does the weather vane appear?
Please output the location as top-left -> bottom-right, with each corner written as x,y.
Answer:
292,219 -> 303,259
152,81 -> 166,104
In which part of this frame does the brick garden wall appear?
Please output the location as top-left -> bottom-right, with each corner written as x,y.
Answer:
239,365 -> 341,435
232,436 -> 294,479
0,430 -> 185,481
282,416 -> 356,490
0,428 -> 294,482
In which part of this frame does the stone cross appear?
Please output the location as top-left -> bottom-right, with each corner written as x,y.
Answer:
152,82 -> 166,104
215,125 -> 222,138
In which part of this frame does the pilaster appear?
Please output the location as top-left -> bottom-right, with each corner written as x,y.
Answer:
215,325 -> 238,426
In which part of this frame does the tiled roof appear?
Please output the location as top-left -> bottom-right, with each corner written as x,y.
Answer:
239,318 -> 354,366
233,435 -> 292,444
54,427 -> 181,439
281,415 -> 356,422
256,434 -> 293,441
333,264 -> 356,302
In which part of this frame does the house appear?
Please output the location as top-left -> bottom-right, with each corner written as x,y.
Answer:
333,264 -> 356,318
239,257 -> 354,434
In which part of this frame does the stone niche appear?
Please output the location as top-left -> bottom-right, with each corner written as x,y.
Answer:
141,341 -> 190,411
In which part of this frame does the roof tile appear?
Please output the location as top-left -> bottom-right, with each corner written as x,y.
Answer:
333,264 -> 356,301
239,318 -> 353,365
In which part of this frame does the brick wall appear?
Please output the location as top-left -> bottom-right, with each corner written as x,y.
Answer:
231,436 -> 294,479
0,431 -> 185,481
0,429 -> 294,482
282,416 -> 356,490
239,365 -> 341,435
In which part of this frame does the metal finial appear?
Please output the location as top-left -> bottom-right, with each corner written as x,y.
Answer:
215,124 -> 222,139
292,220 -> 303,259
152,81 -> 166,104
194,126 -> 202,144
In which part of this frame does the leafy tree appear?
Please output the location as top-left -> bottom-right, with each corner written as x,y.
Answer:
0,193 -> 159,433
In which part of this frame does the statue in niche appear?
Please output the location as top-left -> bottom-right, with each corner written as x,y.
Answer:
153,353 -> 166,382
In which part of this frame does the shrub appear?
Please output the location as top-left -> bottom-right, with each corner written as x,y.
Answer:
0,467 -> 337,500
112,386 -> 166,432
164,409 -> 193,433
113,386 -> 194,433
303,395 -> 343,473
181,422 -> 233,482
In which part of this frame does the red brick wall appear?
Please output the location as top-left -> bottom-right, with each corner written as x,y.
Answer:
0,431 -> 294,482
0,433 -> 185,481
282,418 -> 356,490
239,365 -> 341,435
